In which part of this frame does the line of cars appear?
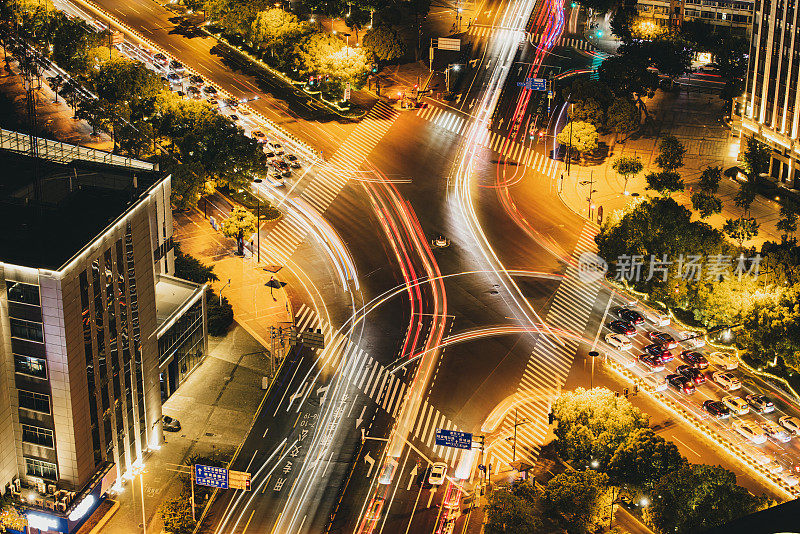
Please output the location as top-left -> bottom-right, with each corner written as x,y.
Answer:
603,302 -> 800,483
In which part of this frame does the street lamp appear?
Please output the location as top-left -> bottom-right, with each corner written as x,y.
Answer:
220,278 -> 231,305
446,63 -> 461,92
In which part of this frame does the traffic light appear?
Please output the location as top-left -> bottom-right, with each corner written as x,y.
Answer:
371,63 -> 378,73
624,387 -> 629,398
633,384 -> 639,396
614,391 -> 620,397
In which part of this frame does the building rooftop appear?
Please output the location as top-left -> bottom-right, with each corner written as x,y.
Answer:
155,274 -> 205,335
0,145 -> 162,271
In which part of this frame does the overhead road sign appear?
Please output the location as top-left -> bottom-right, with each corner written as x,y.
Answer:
228,470 -> 251,491
435,429 -> 473,450
516,78 -> 547,91
301,329 -> 325,350
195,465 -> 228,489
436,38 -> 461,51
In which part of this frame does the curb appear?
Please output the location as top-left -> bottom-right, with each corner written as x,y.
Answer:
83,499 -> 119,534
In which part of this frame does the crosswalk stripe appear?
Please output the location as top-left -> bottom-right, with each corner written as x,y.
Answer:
369,368 -> 386,399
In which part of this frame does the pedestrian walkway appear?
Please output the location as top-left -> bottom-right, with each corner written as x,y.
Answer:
294,303 -> 468,467
465,25 -> 598,52
104,326 -> 273,534
262,102 -> 399,262
487,224 -> 601,473
558,89 -> 786,248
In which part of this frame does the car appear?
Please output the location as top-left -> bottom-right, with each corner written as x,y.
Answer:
746,394 -> 775,414
637,306 -> 670,326
205,97 -> 219,107
153,52 -> 168,65
609,320 -> 635,336
712,371 -> 741,390
224,97 -> 240,108
733,419 -> 767,444
251,130 -> 267,142
378,457 -> 399,484
162,415 -> 181,431
429,462 -> 447,485
268,141 -> 284,154
189,74 -> 204,85
779,416 -> 800,435
702,400 -> 731,419
285,154 -> 301,168
166,72 -> 183,85
679,350 -> 709,370
707,351 -> 738,370
760,420 -> 791,442
202,85 -> 218,95
605,333 -> 632,351
644,343 -> 673,363
169,59 -> 185,72
766,461 -> 785,474
676,364 -> 706,385
722,395 -> 749,415
666,374 -> 695,394
780,472 -> 799,486
647,331 -> 677,349
677,330 -> 706,349
365,498 -> 384,520
639,354 -> 665,372
273,160 -> 289,171
264,151 -> 277,159
228,114 -> 239,122
187,86 -> 201,99
642,374 -> 668,391
267,174 -> 285,187
615,306 -> 644,325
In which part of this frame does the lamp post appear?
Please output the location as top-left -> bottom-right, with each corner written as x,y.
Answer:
446,63 -> 460,92
566,103 -> 574,175
506,409 -> 531,465
220,278 -> 231,305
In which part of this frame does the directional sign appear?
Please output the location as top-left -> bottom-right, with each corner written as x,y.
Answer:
301,329 -> 325,350
435,429 -> 473,450
344,82 -> 351,101
516,78 -> 547,91
437,37 -> 461,51
195,464 -> 228,489
228,469 -> 251,491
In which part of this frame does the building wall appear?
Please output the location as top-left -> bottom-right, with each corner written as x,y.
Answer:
636,0 -> 753,27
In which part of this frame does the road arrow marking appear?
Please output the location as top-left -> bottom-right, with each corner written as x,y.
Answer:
364,453 -> 375,478
356,406 -> 367,429
469,58 -> 478,67
427,487 -> 436,508
317,385 -> 329,398
407,465 -> 419,491
287,383 -> 307,410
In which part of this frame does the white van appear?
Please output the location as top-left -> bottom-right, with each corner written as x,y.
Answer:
642,374 -> 667,392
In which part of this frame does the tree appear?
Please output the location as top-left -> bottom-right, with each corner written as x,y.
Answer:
556,121 -> 598,162
607,428 -> 686,489
295,31 -> 370,96
51,15 -> 104,75
698,165 -> 722,194
485,484 -> 543,534
654,135 -> 686,171
723,217 -> 759,248
552,388 -> 649,468
645,170 -> 684,196
569,79 -> 614,110
777,206 -> 798,238
541,470 -> 612,534
576,0 -> 618,14
345,8 -> 371,41
206,290 -> 234,336
739,287 -> 800,371
221,206 -> 257,256
362,25 -> 406,63
174,244 -> 219,284
733,180 -> 757,216
159,496 -> 194,534
569,97 -> 604,128
609,5 -> 637,44
250,8 -> 303,57
204,0 -> 270,35
606,97 -> 639,136
612,155 -> 643,194
646,464 -> 770,534
741,136 -> 771,179
691,191 -> 722,218
598,54 -> 658,115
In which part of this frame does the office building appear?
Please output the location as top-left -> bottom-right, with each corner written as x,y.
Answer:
635,0 -> 753,30
0,129 -> 207,533
738,0 -> 800,187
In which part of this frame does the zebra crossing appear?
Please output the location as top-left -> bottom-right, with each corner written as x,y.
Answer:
486,224 -> 603,473
262,102 -> 399,261
293,304 -> 467,467
465,26 -> 597,51
415,105 -> 559,176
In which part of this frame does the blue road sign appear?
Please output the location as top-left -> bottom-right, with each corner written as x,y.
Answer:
530,78 -> 547,91
195,464 -> 228,489
435,429 -> 473,450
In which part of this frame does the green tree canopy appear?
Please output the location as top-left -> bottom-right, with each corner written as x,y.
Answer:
569,97 -> 605,128
606,97 -> 639,135
654,135 -> 686,171
645,170 -> 684,196
221,206 -> 258,256
557,121 -> 599,157
723,217 -> 759,248
174,244 -> 219,284
739,287 -> 800,371
570,78 -> 614,110
295,31 -> 369,92
93,57 -> 164,117
607,428 -> 687,489
485,483 -> 543,534
646,464 -> 770,534
552,387 -> 649,467
51,14 -> 105,75
698,165 -> 722,193
362,24 -> 406,62
742,136 -> 771,178
691,191 -> 722,219
541,470 -> 612,534
612,155 -> 643,193
250,8 -> 304,53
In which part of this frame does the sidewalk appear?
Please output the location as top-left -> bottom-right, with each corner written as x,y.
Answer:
173,204 -> 293,349
0,56 -> 113,150
105,325 -> 274,533
559,87 -> 784,248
